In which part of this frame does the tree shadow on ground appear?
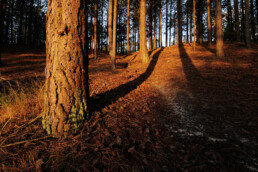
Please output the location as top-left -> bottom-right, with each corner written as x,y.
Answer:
90,48 -> 164,113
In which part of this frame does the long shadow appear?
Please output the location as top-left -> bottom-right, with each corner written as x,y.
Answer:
178,46 -> 204,94
89,48 -> 164,112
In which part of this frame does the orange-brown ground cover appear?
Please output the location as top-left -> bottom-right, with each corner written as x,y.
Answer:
0,43 -> 257,171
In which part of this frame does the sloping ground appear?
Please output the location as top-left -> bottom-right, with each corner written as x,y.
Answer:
0,43 -> 257,171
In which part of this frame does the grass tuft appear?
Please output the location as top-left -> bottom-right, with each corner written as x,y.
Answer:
0,78 -> 44,124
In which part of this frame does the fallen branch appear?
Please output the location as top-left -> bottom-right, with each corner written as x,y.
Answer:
0,136 -> 52,148
12,115 -> 41,134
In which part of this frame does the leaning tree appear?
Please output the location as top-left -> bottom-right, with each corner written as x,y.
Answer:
43,0 -> 89,137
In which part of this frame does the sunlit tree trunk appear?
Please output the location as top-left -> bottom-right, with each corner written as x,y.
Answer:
108,0 -> 113,56
193,0 -> 196,50
127,0 -> 130,54
245,0 -> 251,48
149,6 -> 152,49
140,0 -> 149,63
154,16 -> 157,49
177,0 -> 182,45
111,0 -> 117,69
94,1 -> 98,59
43,0 -> 89,137
215,0 -> 224,57
234,0 -> 240,41
207,0 -> 212,46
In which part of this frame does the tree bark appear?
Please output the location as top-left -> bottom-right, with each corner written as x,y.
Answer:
234,0 -> 240,41
94,1 -> 98,59
149,5 -> 152,49
250,0 -> 255,41
215,0 -> 224,57
111,0 -> 117,69
140,0 -> 149,63
193,0 -> 196,50
207,0 -> 212,46
177,0 -> 182,45
245,0 -> 251,48
43,0 -> 89,137
127,0 -> 130,54
108,0 -> 113,55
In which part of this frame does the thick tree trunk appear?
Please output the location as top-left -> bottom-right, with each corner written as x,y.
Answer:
193,0 -> 196,50
245,0 -> 251,48
215,0 -> 224,57
177,0 -> 182,45
43,0 -> 88,137
111,0 -> 117,69
127,0 -> 130,54
207,0 -> 212,46
94,1 -> 98,59
234,0 -> 240,41
140,0 -> 149,63
108,0 -> 113,55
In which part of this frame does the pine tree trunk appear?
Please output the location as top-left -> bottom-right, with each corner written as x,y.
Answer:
177,0 -> 182,45
108,0 -> 113,55
207,0 -> 212,46
245,0 -> 251,48
190,7 -> 192,43
166,0 -> 168,47
127,0 -> 130,54
94,1 -> 98,59
154,16 -> 157,49
111,0 -> 117,69
149,6 -> 152,49
250,0 -> 255,41
215,0 -> 224,57
159,3 -> 162,47
43,0 -> 88,137
140,0 -> 149,63
234,0 -> 240,41
241,0 -> 245,41
193,0 -> 196,50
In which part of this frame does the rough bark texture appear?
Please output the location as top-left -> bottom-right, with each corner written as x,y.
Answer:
193,0 -> 196,50
207,0 -> 212,46
111,0 -> 117,69
234,0 -> 240,41
215,0 -> 224,57
127,0 -> 130,54
43,0 -> 88,137
94,1 -> 98,59
177,0 -> 182,45
245,0 -> 251,48
108,0 -> 113,56
140,0 -> 149,63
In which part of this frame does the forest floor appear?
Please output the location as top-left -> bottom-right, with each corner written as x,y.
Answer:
0,43 -> 258,171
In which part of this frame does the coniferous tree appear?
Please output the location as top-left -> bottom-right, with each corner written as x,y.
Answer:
111,0 -> 118,69
140,0 -> 149,63
43,0 -> 89,137
215,0 -> 224,57
234,0 -> 240,41
245,0 -> 251,48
